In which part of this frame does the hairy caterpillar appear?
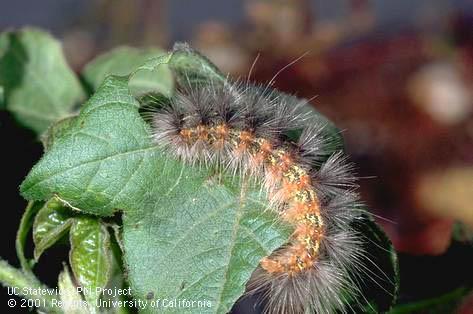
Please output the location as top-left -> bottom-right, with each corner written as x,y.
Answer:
148,49 -> 380,313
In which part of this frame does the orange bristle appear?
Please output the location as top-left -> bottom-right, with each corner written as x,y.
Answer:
180,128 -> 192,139
279,153 -> 293,171
196,124 -> 208,140
261,257 -> 284,273
298,174 -> 312,189
238,131 -> 254,150
282,179 -> 299,200
215,124 -> 229,139
260,139 -> 273,153
283,203 -> 306,221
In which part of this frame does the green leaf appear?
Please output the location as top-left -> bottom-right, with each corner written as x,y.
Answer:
0,85 -> 4,108
130,43 -> 225,98
20,76 -> 146,216
100,229 -> 132,314
0,259 -> 61,313
168,43 -> 226,85
83,46 -> 173,98
16,201 -> 43,274
388,287 -> 469,314
0,27 -> 85,133
350,214 -> 400,313
21,76 -> 291,313
70,217 -> 112,311
58,266 -> 89,314
33,197 -> 74,261
123,179 -> 291,314
41,115 -> 78,151
453,222 -> 473,244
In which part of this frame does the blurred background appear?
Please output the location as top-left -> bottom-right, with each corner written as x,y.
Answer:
1,0 -> 473,312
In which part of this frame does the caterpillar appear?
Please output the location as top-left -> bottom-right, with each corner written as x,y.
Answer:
148,57 -> 375,313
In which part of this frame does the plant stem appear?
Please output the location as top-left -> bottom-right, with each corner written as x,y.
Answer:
0,258 -> 61,313
16,201 -> 42,276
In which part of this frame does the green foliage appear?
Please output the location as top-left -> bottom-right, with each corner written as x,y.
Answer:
20,73 -> 292,313
0,85 -> 4,108
0,28 -> 85,133
16,201 -> 43,273
82,46 -> 173,97
41,116 -> 78,151
70,217 -> 112,310
58,266 -> 89,314
20,76 -> 147,216
33,197 -> 74,261
388,287 -> 469,314
351,214 -> 400,313
1,29 -> 401,314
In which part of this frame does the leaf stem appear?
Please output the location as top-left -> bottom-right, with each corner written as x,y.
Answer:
0,258 -> 61,313
16,201 -> 42,276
